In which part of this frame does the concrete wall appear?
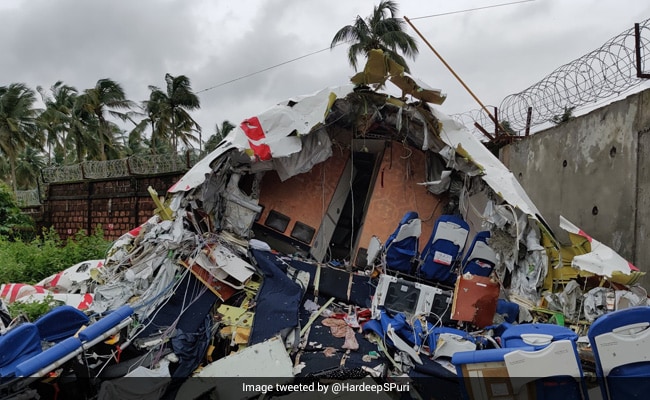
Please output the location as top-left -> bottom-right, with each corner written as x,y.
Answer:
501,88 -> 650,287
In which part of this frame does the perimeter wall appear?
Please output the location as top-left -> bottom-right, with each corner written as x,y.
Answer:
501,88 -> 650,289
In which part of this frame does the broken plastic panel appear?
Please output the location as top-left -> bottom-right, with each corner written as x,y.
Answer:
559,216 -> 640,278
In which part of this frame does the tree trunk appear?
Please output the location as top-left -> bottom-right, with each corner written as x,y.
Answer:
10,158 -> 17,195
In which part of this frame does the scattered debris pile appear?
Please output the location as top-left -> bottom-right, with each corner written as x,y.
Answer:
0,51 -> 647,399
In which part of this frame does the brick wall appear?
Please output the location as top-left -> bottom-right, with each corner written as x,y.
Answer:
43,173 -> 183,241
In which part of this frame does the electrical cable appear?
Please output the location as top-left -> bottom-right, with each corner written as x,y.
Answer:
196,1 -> 534,95
408,0 -> 535,21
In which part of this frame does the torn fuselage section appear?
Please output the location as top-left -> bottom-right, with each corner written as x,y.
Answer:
7,72 -> 647,399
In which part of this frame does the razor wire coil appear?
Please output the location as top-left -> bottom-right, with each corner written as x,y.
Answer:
41,153 -> 195,184
453,18 -> 650,134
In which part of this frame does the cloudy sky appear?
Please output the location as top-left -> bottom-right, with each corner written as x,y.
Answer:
1,0 -> 649,143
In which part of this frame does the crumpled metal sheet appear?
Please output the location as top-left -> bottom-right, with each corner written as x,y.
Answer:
433,109 -> 545,221
560,216 -> 642,280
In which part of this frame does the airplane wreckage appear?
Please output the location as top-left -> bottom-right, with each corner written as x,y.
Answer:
1,51 -> 649,399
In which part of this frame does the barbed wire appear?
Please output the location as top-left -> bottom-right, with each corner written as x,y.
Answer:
128,154 -> 188,175
15,189 -> 40,207
40,152 -> 197,184
453,18 -> 650,134
41,164 -> 83,183
83,159 -> 130,180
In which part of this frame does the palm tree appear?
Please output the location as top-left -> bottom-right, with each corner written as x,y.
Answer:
147,73 -> 201,153
15,147 -> 46,190
37,81 -> 78,164
77,78 -> 134,161
68,104 -> 99,163
0,83 -> 42,194
331,0 -> 419,73
102,123 -> 127,160
131,86 -> 170,154
205,120 -> 235,153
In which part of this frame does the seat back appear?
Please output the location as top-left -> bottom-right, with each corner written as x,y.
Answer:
0,323 -> 42,377
503,339 -> 588,399
418,215 -> 469,285
452,340 -> 587,400
14,336 -> 83,377
588,306 -> 650,400
384,211 -> 421,274
35,305 -> 89,343
501,323 -> 578,349
461,231 -> 497,277
452,346 -> 535,400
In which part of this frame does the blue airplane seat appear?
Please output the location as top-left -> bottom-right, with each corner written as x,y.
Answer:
384,211 -> 421,274
461,231 -> 497,277
417,214 -> 469,285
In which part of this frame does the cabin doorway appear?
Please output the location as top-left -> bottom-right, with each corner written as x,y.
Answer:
328,151 -> 376,260
310,140 -> 385,263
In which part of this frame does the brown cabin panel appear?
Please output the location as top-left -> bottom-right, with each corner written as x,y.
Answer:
257,147 -> 350,244
357,144 -> 445,254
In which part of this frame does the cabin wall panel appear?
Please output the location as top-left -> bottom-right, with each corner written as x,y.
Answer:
257,148 -> 350,244
358,144 -> 444,254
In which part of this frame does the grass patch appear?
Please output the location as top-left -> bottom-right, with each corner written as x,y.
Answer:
0,226 -> 113,285
7,293 -> 59,321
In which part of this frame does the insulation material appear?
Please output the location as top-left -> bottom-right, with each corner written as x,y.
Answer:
131,259 -> 179,319
557,280 -> 583,322
583,287 -> 611,322
272,127 -> 333,181
509,248 -> 548,305
421,151 -> 452,195
199,157 -> 230,216
433,109 -> 544,221
222,173 -> 262,237
90,282 -> 137,314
